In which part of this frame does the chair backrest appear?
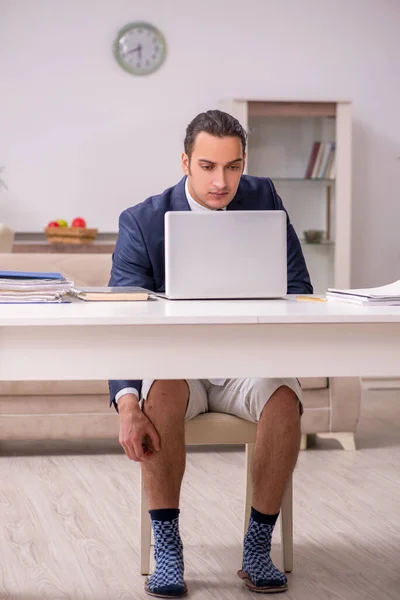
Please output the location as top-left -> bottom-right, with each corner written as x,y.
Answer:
185,413 -> 257,445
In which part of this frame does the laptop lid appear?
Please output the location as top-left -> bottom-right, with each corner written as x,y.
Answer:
164,210 -> 287,300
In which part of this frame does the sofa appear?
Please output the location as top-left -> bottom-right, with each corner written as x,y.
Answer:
0,225 -> 14,252
0,253 -> 362,449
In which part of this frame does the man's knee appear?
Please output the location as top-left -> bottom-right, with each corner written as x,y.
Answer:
145,380 -> 189,413
267,385 -> 302,418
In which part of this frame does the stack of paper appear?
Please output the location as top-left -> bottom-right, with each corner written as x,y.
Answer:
326,280 -> 400,306
0,270 -> 74,303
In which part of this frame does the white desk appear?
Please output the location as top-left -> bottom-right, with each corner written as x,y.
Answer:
1,297 -> 400,381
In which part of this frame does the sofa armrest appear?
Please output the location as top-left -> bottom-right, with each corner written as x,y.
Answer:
0,227 -> 15,253
329,377 -> 362,432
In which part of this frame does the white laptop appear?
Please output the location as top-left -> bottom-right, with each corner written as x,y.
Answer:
163,210 -> 287,300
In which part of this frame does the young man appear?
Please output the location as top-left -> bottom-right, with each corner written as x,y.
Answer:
109,110 -> 313,597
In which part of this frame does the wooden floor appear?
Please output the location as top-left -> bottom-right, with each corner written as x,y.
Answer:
0,390 -> 399,599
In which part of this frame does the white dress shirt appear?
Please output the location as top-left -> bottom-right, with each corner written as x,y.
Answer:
115,179 -> 226,404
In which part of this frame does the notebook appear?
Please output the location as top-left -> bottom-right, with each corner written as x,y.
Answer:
0,270 -> 65,280
326,280 -> 400,305
69,286 -> 149,301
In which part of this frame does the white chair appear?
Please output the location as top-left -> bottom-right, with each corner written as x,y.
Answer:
140,412 -> 293,576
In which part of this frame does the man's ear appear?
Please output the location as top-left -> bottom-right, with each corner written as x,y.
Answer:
181,152 -> 190,176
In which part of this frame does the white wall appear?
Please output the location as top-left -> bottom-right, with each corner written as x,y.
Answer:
1,0 -> 399,287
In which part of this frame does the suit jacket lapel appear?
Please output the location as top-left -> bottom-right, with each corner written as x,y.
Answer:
227,186 -> 243,210
171,177 -> 191,211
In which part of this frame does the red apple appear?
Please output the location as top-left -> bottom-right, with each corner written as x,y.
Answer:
47,221 -> 60,227
72,217 -> 86,228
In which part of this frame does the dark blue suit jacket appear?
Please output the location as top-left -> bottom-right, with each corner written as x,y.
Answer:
108,175 -> 312,409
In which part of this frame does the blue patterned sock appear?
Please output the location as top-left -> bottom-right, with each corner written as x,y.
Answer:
145,509 -> 186,598
242,508 -> 287,589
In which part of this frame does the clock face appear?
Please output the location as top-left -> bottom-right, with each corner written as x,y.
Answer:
114,22 -> 166,76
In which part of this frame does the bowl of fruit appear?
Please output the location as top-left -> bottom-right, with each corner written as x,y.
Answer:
45,217 -> 98,244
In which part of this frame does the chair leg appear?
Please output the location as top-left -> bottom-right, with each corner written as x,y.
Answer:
244,443 -> 254,535
300,433 -> 308,450
280,474 -> 293,573
140,469 -> 152,575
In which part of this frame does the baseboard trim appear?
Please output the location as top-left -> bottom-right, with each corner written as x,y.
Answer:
362,378 -> 400,391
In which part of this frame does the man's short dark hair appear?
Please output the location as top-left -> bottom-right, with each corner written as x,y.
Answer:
184,110 -> 247,159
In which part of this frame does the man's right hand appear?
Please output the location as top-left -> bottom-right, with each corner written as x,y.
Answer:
118,394 -> 161,462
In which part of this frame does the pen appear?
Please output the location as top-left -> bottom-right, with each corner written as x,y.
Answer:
296,296 -> 327,303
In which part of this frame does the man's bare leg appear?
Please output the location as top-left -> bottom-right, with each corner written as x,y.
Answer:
141,380 -> 189,599
239,385 -> 301,593
252,385 -> 301,514
141,379 -> 189,509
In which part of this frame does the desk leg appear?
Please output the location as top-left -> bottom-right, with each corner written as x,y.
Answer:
140,470 -> 152,575
244,443 -> 254,535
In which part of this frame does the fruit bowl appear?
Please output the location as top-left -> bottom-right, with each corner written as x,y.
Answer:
45,227 -> 98,245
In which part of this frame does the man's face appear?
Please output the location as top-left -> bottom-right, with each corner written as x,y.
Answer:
181,132 -> 246,210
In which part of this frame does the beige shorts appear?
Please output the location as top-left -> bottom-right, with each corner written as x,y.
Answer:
140,378 -> 302,423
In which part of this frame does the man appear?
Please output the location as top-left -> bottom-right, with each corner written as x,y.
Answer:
109,110 -> 313,597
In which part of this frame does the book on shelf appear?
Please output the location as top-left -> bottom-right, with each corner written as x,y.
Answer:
311,143 -> 324,178
326,280 -> 400,305
304,142 -> 336,179
0,270 -> 73,303
69,286 -> 150,301
304,142 -> 320,178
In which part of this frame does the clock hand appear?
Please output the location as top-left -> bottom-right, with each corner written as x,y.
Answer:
123,45 -> 141,56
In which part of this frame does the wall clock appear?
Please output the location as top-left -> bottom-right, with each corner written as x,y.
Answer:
113,22 -> 167,76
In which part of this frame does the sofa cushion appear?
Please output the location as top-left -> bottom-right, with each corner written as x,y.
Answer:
301,388 -> 329,409
0,395 -> 110,414
0,380 -> 109,396
0,253 -> 112,287
299,377 -> 328,390
301,407 -> 330,434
